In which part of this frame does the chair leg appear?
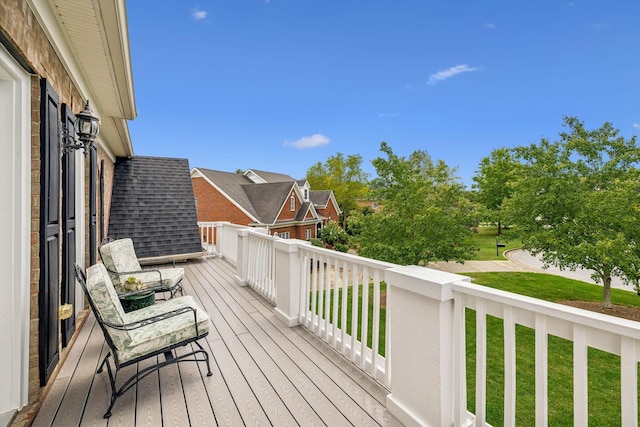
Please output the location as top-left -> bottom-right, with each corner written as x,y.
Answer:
99,354 -> 119,418
99,340 -> 212,417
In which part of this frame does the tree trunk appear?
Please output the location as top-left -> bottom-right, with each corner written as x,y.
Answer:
602,276 -> 612,309
497,221 -> 502,236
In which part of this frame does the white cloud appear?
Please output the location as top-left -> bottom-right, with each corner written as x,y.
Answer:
633,123 -> 640,129
427,64 -> 479,85
484,22 -> 496,30
284,134 -> 331,149
191,8 -> 208,21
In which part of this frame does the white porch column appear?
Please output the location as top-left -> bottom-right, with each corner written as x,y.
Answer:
385,265 -> 470,427
273,239 -> 309,327
235,229 -> 249,286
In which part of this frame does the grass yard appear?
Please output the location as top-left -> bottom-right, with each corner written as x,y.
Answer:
468,226 -> 521,260
465,271 -> 640,426
309,277 -> 387,356
309,270 -> 640,425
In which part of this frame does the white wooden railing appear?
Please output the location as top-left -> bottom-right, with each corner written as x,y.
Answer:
208,221 -> 640,427
297,244 -> 395,387
198,221 -> 246,264
245,230 -> 276,303
451,280 -> 640,427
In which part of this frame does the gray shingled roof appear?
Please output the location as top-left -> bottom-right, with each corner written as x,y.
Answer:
248,169 -> 296,183
242,181 -> 296,224
196,168 -> 259,220
108,156 -> 203,258
294,202 -> 312,221
309,190 -> 331,206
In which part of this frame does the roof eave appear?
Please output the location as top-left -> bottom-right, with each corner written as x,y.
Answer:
29,0 -> 136,157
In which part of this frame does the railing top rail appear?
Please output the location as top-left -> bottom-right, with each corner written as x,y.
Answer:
453,279 -> 640,338
299,243 -> 398,271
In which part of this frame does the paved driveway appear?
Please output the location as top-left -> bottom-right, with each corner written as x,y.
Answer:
428,249 -> 634,292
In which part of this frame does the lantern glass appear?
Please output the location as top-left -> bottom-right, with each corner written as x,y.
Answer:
74,100 -> 100,140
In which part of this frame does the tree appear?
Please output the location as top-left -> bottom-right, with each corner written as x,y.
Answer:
356,142 -> 477,265
317,220 -> 350,252
472,148 -> 519,235
306,153 -> 369,225
503,116 -> 640,308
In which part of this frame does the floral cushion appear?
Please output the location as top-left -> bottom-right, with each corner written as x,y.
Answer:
117,296 -> 210,364
85,264 -> 130,349
100,238 -> 184,293
86,263 -> 127,326
85,263 -> 210,365
100,238 -> 142,285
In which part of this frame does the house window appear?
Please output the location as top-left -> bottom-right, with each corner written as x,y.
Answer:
280,231 -> 290,239
305,229 -> 311,240
304,189 -> 308,200
290,195 -> 295,211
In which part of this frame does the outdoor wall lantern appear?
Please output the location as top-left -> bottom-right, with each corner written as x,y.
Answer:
61,99 -> 100,155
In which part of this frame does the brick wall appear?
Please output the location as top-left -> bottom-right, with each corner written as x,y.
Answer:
275,189 -> 300,222
317,199 -> 340,225
1,1 -> 114,424
192,177 -> 253,225
271,224 -> 315,240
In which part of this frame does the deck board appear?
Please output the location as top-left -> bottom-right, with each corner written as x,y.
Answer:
31,256 -> 401,426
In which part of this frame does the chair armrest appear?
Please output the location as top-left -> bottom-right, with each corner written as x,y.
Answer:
103,264 -> 164,284
102,306 -> 201,337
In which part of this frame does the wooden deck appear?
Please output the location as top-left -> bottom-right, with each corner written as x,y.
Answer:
32,256 -> 401,426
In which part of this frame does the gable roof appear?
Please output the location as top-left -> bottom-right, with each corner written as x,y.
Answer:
242,181 -> 298,224
108,156 -> 203,258
192,167 -> 324,227
245,169 -> 297,183
294,202 -> 313,221
193,168 -> 260,221
309,190 -> 332,206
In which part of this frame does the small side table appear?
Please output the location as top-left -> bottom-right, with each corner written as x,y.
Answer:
120,291 -> 155,313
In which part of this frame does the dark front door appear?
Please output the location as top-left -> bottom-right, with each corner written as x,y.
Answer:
39,79 -> 60,385
61,103 -> 76,347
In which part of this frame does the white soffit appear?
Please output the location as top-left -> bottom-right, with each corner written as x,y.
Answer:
29,0 -> 136,157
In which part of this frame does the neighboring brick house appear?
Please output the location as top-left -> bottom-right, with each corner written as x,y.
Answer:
0,1 -> 136,424
191,168 -> 342,239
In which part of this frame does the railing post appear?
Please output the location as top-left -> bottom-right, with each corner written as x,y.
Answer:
273,239 -> 309,327
235,229 -> 249,286
385,265 -> 470,427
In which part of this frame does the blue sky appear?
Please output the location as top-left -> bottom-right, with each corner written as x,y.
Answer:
126,1 -> 639,187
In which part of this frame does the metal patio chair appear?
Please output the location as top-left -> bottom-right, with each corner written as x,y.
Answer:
99,237 -> 184,299
75,263 -> 212,418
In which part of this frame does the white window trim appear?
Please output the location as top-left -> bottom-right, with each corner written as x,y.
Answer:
290,195 -> 295,211
0,43 -> 31,413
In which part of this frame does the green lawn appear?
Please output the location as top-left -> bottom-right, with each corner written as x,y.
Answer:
467,226 -> 521,260
465,272 -> 640,426
309,270 -> 640,425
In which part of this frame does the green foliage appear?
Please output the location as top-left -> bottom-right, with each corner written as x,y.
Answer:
309,238 -> 324,248
356,142 -> 478,265
503,116 -> 640,307
317,221 -> 350,248
305,152 -> 369,220
472,148 -> 520,234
